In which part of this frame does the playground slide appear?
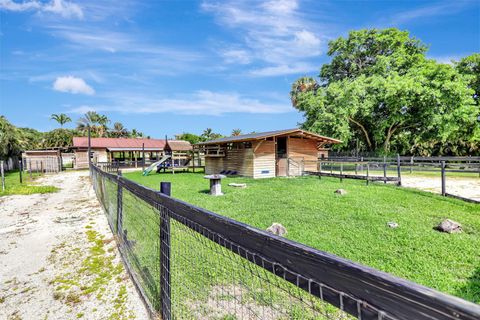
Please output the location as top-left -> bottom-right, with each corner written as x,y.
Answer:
142,155 -> 171,176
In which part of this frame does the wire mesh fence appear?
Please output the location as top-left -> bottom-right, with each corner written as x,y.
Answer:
90,164 -> 480,320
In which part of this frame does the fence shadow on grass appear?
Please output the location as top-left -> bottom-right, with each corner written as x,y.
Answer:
457,267 -> 480,304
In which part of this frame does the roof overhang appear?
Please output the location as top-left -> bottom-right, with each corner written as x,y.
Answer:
196,129 -> 342,146
106,147 -> 164,152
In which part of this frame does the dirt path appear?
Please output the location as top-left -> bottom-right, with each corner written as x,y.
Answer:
0,170 -> 149,320
401,175 -> 480,201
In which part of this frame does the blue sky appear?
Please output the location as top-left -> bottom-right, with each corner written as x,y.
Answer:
1,0 -> 479,138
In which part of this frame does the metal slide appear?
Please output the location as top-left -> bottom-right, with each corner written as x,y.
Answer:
142,155 -> 171,176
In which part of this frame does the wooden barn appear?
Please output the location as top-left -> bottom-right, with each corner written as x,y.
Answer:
196,129 -> 341,179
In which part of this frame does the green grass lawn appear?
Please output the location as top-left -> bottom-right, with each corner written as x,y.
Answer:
124,169 -> 480,304
0,170 -> 58,196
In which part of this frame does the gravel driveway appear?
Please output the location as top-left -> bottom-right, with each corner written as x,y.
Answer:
0,170 -> 148,320
401,175 -> 480,201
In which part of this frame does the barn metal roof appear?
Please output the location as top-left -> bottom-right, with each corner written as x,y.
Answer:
196,129 -> 342,145
166,140 -> 193,151
73,137 -> 167,149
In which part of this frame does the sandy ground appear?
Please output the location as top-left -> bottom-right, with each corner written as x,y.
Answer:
401,175 -> 480,201
0,170 -> 149,320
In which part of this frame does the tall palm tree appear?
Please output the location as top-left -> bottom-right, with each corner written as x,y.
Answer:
202,128 -> 213,140
112,122 -> 128,138
50,113 -> 72,127
130,129 -> 144,138
96,114 -> 110,137
76,111 -> 99,135
76,111 -> 110,137
231,129 -> 242,136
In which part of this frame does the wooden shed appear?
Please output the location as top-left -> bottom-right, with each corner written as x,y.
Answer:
22,150 -> 62,173
196,129 -> 341,179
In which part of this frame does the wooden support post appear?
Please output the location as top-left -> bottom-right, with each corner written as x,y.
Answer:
19,160 -> 23,184
88,126 -> 92,168
1,160 -> 5,192
142,143 -> 145,171
397,154 -> 402,186
41,161 -> 44,174
441,161 -> 446,196
159,182 -> 171,320
29,160 -> 32,179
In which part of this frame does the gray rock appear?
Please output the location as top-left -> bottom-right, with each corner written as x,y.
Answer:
334,189 -> 347,195
436,219 -> 462,233
387,222 -> 399,228
228,183 -> 247,188
266,223 -> 287,237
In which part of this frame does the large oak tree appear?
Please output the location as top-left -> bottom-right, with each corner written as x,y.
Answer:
291,28 -> 479,155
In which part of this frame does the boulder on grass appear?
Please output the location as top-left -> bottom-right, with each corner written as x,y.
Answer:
266,223 -> 287,237
228,183 -> 247,188
334,189 -> 347,195
435,219 -> 462,233
387,222 -> 399,228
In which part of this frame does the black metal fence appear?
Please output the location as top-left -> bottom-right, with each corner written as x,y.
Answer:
90,164 -> 480,320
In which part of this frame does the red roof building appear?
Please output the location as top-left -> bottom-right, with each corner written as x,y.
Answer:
72,137 -> 191,169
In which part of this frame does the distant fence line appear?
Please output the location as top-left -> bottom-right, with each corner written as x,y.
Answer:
90,163 -> 480,320
302,157 -> 479,202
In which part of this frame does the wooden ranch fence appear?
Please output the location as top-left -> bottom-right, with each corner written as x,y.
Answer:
90,163 -> 480,320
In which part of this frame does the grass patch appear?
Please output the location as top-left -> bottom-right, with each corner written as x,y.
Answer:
125,169 -> 480,303
0,170 -> 58,196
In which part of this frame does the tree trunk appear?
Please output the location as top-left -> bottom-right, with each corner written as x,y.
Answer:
348,117 -> 373,150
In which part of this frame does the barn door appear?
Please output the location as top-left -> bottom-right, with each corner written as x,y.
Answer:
276,137 -> 288,176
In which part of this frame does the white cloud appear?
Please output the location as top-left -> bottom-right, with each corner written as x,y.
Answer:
0,0 -> 83,19
70,90 -> 290,116
0,0 -> 40,11
389,1 -> 473,25
429,55 -> 460,65
53,76 -> 95,95
249,63 -> 316,77
222,49 -> 252,64
202,0 -> 327,76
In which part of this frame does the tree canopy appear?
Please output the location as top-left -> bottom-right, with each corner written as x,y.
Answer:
291,28 -> 479,156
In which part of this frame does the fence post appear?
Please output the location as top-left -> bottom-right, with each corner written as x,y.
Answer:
441,161 -> 446,196
366,163 -> 369,186
159,182 -> 171,320
410,156 -> 413,174
383,160 -> 387,184
319,161 -> 322,179
397,154 -> 402,186
116,171 -> 123,234
1,160 -> 5,192
19,160 -> 23,184
340,162 -> 343,182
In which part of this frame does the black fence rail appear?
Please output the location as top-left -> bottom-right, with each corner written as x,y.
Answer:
90,164 -> 480,320
327,156 -> 480,174
304,159 -> 402,185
